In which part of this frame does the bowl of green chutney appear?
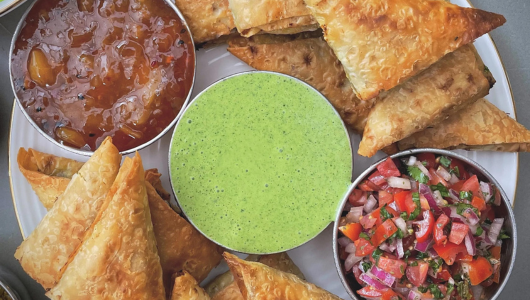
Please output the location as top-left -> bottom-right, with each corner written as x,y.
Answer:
168,71 -> 353,254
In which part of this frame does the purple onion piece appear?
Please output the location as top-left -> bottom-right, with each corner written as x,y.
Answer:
488,218 -> 504,245
364,195 -> 377,213
345,243 -> 356,253
465,231 -> 476,256
480,181 -> 493,202
415,236 -> 433,252
370,266 -> 396,287
397,239 -> 405,258
337,237 -> 352,247
345,252 -> 363,272
407,290 -> 422,300
436,165 -> 452,181
346,206 -> 364,223
415,161 -> 432,179
448,189 -> 460,203
360,273 -> 387,290
463,208 -> 479,226
419,183 -> 442,214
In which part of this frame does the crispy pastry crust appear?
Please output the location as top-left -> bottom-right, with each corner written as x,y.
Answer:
358,45 -> 494,157
224,253 -> 341,300
303,0 -> 505,100
171,271 -> 210,300
397,98 -> 530,152
173,0 -> 235,43
228,0 -> 317,37
227,35 -> 374,134
14,137 -> 121,290
46,154 -> 165,300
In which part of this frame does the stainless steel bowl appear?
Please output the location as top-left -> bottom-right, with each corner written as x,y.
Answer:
0,265 -> 30,300
9,0 -> 196,156
333,148 -> 517,300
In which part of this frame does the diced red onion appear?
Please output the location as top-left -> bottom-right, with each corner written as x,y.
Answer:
480,182 -> 493,202
394,217 -> 408,234
360,273 -> 387,290
338,237 -> 352,247
465,231 -> 476,256
495,239 -> 503,247
407,290 -> 423,300
494,189 -> 502,206
387,176 -> 412,189
410,180 -> 418,191
463,208 -> 479,226
428,248 -> 439,259
389,201 -> 399,212
471,285 -> 484,300
379,242 -> 391,252
343,202 -> 352,211
370,266 -> 396,287
488,218 -> 504,245
346,206 -> 364,223
415,236 -> 433,252
345,243 -> 356,253
449,173 -> 459,185
414,161 -> 432,179
364,195 -> 378,213
407,156 -> 417,166
447,189 -> 460,203
419,184 -> 442,214
432,190 -> 445,206
436,166 -> 452,181
345,252 -> 363,271
397,239 -> 405,258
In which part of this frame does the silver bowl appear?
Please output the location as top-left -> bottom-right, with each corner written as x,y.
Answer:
0,265 -> 31,300
9,0 -> 197,156
333,148 -> 517,300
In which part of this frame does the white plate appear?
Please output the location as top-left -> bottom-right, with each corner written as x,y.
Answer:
8,0 -> 517,297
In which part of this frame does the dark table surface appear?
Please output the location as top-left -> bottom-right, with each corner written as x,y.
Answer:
1,1 -> 529,299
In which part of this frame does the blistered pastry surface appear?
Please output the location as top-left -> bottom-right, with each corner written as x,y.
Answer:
171,271 -> 211,300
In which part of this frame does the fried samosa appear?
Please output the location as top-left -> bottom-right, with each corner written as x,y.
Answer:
146,168 -> 181,213
14,137 -> 121,290
47,154 -> 165,300
171,271 -> 210,300
358,45 -> 495,157
228,0 -> 318,37
173,0 -> 235,43
303,0 -> 505,100
397,98 -> 530,152
228,35 -> 374,134
224,253 -> 341,300
17,148 -> 84,209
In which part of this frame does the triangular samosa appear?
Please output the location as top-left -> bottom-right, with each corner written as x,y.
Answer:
397,98 -> 530,152
171,271 -> 210,300
359,45 -> 495,157
46,154 -> 165,299
303,0 -> 505,100
14,137 -> 121,289
224,253 -> 341,300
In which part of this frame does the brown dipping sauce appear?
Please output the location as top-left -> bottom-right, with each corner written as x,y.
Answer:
12,0 -> 195,152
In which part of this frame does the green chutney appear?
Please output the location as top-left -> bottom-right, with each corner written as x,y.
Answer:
169,72 -> 352,253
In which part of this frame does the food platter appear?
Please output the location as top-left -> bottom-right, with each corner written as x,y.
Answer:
8,0 -> 518,298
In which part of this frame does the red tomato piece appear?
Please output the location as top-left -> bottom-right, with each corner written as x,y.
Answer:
359,180 -> 380,192
417,153 -> 436,169
378,256 -> 407,279
371,219 -> 398,246
433,242 -> 467,265
465,257 -> 493,285
434,265 -> 452,281
471,196 -> 486,212
384,186 -> 404,195
429,168 -> 448,187
382,289 -> 402,300
339,223 -> 362,242
456,253 -> 473,263
450,159 -> 470,180
377,157 -> 401,177
354,238 -> 376,256
415,210 -> 434,243
360,208 -> 380,229
480,205 -> 496,223
394,191 -> 416,215
450,180 -> 465,192
461,175 -> 482,199
434,214 -> 450,245
379,190 -> 394,206
348,189 -> 367,206
357,286 -> 383,298
369,171 -> 388,187
490,246 -> 502,284
449,223 -> 469,245
406,262 -> 429,286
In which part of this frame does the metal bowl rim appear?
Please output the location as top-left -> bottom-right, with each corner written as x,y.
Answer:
0,278 -> 21,300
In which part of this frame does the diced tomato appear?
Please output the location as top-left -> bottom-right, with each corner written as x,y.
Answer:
450,180 -> 465,192
481,205 -> 496,223
369,171 -> 388,187
348,189 -> 367,206
456,252 -> 473,263
394,191 -> 416,215
371,219 -> 398,246
433,242 -> 467,265
382,289 -> 402,300
359,180 -> 380,192
434,265 -> 452,281
379,190 -> 394,206
419,194 -> 431,210
465,257 -> 493,285
450,159 -> 470,180
406,262 -> 429,286
449,223 -> 469,245
377,157 -> 401,177
490,246 -> 502,284
339,223 -> 362,242
384,186 -> 404,195
357,286 -> 383,298
434,214 -> 450,245
471,196 -> 486,212
417,153 -> 436,169
354,238 -> 376,256
360,208 -> 381,229
491,246 -> 501,259
461,175 -> 482,199
415,210 -> 434,243
378,256 -> 407,279
429,168 -> 448,187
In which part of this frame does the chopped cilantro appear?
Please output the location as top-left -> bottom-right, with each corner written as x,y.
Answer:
499,229 -> 511,240
450,166 -> 461,178
418,286 -> 429,293
390,228 -> 404,240
410,261 -> 418,267
428,258 -> 444,271
456,203 -> 478,215
474,226 -> 484,237
400,211 -> 408,219
440,156 -> 452,168
372,249 -> 383,264
380,205 -> 393,222
400,265 -> 405,275
416,252 -> 428,259
453,274 -> 463,282
409,192 -> 421,220
408,166 -> 429,184
456,280 -> 472,300
446,283 -> 455,296
431,183 -> 450,197
459,191 -> 473,201
359,232 -> 371,241
361,262 -> 372,273
429,283 -> 444,299
404,250 -> 411,258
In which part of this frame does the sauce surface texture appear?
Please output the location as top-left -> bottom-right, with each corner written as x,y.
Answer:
12,0 -> 194,152
170,72 -> 352,253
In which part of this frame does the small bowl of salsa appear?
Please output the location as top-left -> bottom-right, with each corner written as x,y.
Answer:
333,149 -> 517,300
10,0 -> 196,155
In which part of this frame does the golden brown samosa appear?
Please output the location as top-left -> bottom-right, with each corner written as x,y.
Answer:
303,0 -> 505,100
171,271 -> 210,300
14,137 -> 121,290
224,253 -> 341,300
228,0 -> 318,37
46,154 -> 165,300
17,148 -> 84,209
174,0 -> 235,43
397,98 -> 530,152
358,45 -> 495,157
228,35 -> 374,134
